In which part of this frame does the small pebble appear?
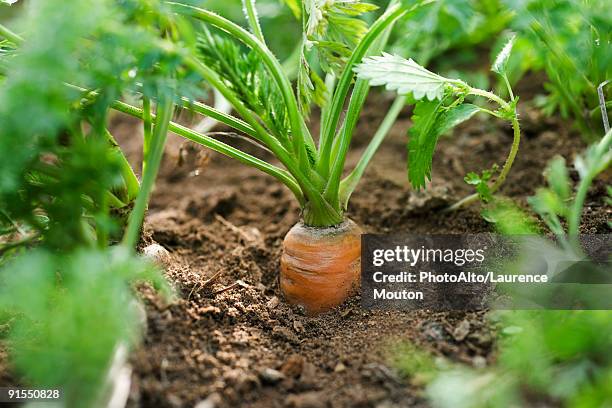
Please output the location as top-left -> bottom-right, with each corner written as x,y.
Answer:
259,368 -> 285,384
142,243 -> 171,265
266,296 -> 280,309
472,355 -> 487,369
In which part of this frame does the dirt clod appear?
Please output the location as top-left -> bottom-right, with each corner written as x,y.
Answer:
452,320 -> 471,342
285,391 -> 327,408
282,354 -> 305,378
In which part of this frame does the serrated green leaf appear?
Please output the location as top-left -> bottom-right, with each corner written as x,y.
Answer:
438,103 -> 479,134
476,182 -> 492,202
355,53 -> 450,101
408,101 -> 478,188
297,53 -> 327,118
408,100 -> 444,188
305,0 -> 377,75
464,172 -> 480,185
491,34 -> 515,75
464,162 -> 498,203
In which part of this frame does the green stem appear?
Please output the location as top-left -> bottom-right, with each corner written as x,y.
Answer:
490,116 -> 521,193
568,129 -> 612,242
446,87 -> 520,211
324,79 -> 371,207
324,22 -> 399,206
180,97 -> 259,140
97,190 -> 109,248
182,57 -> 279,147
142,96 -> 152,175
0,23 -> 23,45
183,56 -> 307,171
171,123 -> 306,206
122,96 -> 173,249
184,56 -> 322,204
66,81 -> 311,209
319,74 -> 336,141
242,0 -> 265,43
302,199 -> 344,227
339,95 -> 405,208
317,2 -> 418,176
166,2 -> 316,162
502,74 -> 514,101
465,86 -> 510,109
111,100 -> 305,205
105,129 -> 140,202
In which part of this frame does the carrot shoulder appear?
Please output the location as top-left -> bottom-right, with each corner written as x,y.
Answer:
280,219 -> 362,315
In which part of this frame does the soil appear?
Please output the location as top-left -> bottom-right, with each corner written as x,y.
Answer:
0,88 -> 608,407
106,90 -> 609,408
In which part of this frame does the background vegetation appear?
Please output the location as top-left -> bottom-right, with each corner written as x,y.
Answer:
0,0 -> 609,406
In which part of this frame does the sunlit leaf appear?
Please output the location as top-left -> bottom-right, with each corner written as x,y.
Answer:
408,102 -> 478,188
491,33 -> 515,75
355,53 -> 451,101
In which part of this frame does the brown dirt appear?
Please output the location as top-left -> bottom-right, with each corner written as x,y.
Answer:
101,91 -> 610,408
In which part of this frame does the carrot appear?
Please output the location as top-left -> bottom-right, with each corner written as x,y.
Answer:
280,219 -> 362,315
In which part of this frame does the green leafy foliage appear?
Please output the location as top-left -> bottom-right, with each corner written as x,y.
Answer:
484,129 -> 610,249
491,34 -> 515,75
355,53 -> 519,193
385,0 -> 511,67
0,247 -> 169,406
0,0 -> 196,249
528,156 -> 571,230
382,0 -> 610,137
304,0 -> 378,75
355,53 -> 449,100
197,27 -> 291,141
481,199 -> 539,235
464,164 -> 499,203
503,0 -> 611,138
295,0 -> 378,117
427,311 -> 612,408
415,135 -> 612,408
408,101 -> 479,188
297,52 -> 328,118
0,0 -> 180,400
531,133 -> 610,237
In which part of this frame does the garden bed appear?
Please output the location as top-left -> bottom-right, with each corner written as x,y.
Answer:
115,93 -> 609,408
